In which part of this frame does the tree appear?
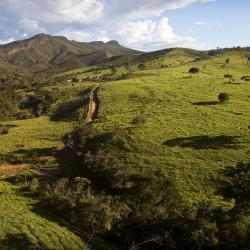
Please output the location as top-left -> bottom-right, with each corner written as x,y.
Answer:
218,93 -> 229,103
138,64 -> 146,70
225,58 -> 230,64
110,66 -> 116,75
189,67 -> 199,74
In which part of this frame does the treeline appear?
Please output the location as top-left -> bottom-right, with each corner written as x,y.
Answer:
29,126 -> 250,250
0,67 -> 59,121
0,68 -> 36,120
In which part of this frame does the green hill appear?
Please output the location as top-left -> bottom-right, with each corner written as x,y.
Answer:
0,34 -> 141,72
0,44 -> 250,249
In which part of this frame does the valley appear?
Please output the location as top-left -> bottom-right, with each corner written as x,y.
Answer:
0,35 -> 249,249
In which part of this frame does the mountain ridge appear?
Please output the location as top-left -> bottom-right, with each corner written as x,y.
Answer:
0,33 -> 142,72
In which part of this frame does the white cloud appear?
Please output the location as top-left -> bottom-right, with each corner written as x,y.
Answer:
107,0 -> 216,20
116,17 -> 195,51
0,0 -> 216,50
196,21 -> 204,25
18,19 -> 46,33
8,0 -> 105,25
58,30 -> 91,42
0,38 -> 14,44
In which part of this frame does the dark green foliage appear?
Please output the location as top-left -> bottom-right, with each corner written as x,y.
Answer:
110,66 -> 117,75
72,77 -> 79,82
0,125 -> 9,135
189,67 -> 199,74
138,63 -> 146,70
222,162 -> 250,206
0,86 -> 19,121
19,90 -> 57,117
218,93 -> 229,103
225,58 -> 230,63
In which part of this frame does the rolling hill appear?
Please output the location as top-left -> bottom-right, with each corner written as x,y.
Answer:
0,34 -> 141,72
0,36 -> 250,249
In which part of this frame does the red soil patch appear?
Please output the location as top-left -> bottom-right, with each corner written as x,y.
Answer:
0,164 -> 31,171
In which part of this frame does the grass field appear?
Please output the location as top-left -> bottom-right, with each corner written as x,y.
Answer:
0,48 -> 249,248
91,50 -> 250,206
0,181 -> 90,249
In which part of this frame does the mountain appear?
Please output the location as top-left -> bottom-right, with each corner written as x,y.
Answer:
0,33 -> 142,72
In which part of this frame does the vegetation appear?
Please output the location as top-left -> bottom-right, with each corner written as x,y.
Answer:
218,93 -> 230,103
189,67 -> 199,73
0,37 -> 250,249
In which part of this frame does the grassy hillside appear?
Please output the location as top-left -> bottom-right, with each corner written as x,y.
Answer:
0,34 -> 141,72
94,57 -> 250,204
0,47 -> 249,249
0,181 -> 89,250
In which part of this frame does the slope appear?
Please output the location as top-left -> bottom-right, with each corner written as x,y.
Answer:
0,34 -> 141,72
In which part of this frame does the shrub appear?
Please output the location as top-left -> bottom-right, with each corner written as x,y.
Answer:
224,74 -> 233,79
138,64 -> 146,70
73,77 -> 80,82
218,93 -> 229,103
189,67 -> 199,74
225,58 -> 230,64
110,66 -> 116,75
19,90 -> 57,117
0,125 -> 9,135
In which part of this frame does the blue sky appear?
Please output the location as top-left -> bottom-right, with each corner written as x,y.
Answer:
166,0 -> 250,49
0,0 -> 249,51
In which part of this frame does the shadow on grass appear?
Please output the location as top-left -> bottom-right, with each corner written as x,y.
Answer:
164,135 -> 242,150
224,82 -> 241,85
50,97 -> 88,122
192,101 -> 219,106
0,147 -> 57,164
0,233 -> 50,250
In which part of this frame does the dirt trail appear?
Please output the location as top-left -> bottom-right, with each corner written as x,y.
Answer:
85,86 -> 100,125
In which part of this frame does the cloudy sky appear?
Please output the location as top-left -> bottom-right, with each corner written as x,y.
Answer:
0,0 -> 249,51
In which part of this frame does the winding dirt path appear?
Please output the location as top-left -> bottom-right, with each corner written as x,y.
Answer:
85,86 -> 100,125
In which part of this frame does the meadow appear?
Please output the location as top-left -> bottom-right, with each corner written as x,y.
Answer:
0,48 -> 249,249
93,50 -> 250,206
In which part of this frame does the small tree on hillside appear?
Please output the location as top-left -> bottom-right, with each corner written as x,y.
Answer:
218,93 -> 229,103
138,64 -> 146,71
189,67 -> 199,74
225,58 -> 230,64
110,66 -> 116,75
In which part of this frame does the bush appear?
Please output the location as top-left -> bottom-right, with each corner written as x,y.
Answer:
225,58 -> 230,64
224,74 -> 233,80
19,90 -> 57,117
0,125 -> 9,135
138,64 -> 146,70
218,93 -> 229,103
189,67 -> 199,74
